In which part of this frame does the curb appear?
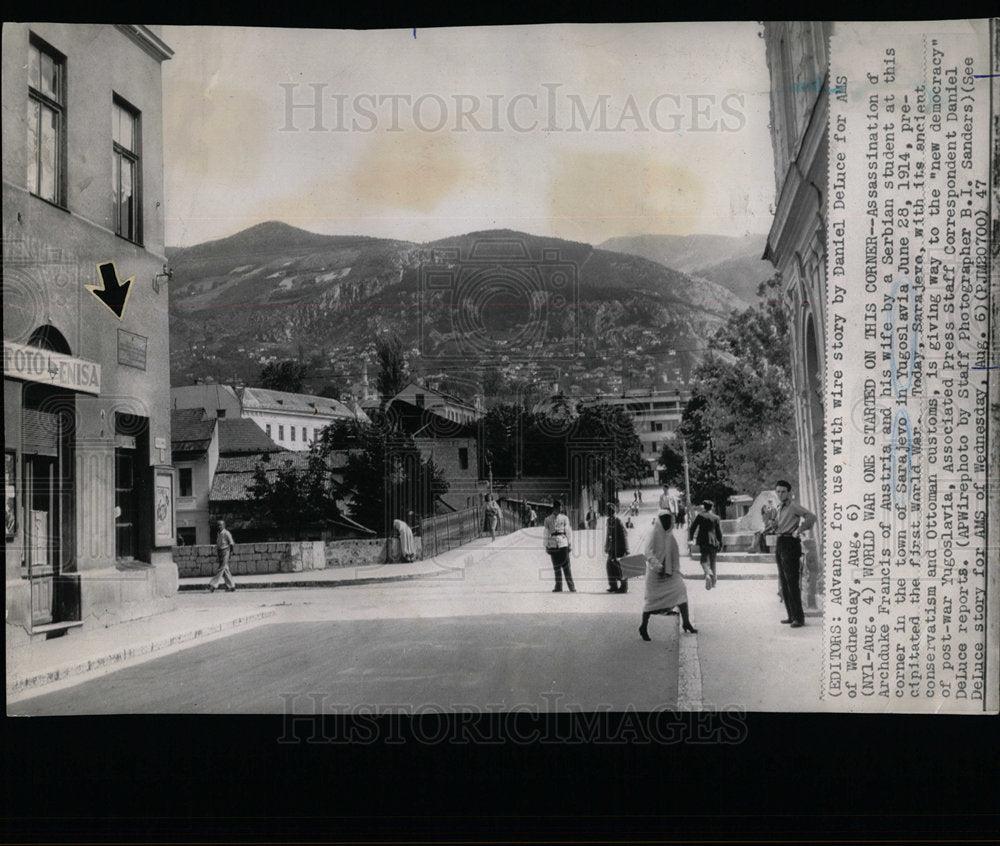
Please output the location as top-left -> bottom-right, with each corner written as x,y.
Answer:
177,567 -> 462,592
7,609 -> 277,703
675,618 -> 703,711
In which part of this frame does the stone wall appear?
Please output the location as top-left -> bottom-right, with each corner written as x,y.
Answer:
174,542 -> 326,578
174,538 -> 420,576
325,537 -> 422,568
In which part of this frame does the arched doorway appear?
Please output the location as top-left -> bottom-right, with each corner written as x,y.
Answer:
21,324 -> 80,628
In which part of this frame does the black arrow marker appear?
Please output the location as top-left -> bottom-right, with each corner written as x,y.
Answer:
86,262 -> 133,320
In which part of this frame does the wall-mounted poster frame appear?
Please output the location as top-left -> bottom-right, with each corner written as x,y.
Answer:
152,465 -> 175,548
5,450 -> 16,540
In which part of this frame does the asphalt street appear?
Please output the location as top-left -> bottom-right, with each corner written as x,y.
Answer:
14,526 -> 685,715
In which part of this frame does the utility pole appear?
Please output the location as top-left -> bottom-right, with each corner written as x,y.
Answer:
680,435 -> 692,511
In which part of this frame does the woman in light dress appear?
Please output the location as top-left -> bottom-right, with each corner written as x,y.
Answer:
639,512 -> 698,640
484,493 -> 502,542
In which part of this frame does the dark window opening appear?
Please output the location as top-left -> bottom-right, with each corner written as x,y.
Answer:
458,447 -> 469,470
178,467 -> 193,497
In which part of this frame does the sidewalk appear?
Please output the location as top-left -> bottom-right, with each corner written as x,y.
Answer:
7,532 -> 508,706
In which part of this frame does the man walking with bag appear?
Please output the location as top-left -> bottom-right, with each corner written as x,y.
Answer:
604,502 -> 630,593
209,519 -> 237,593
688,500 -> 723,590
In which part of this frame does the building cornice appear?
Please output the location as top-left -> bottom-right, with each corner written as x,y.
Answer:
765,82 -> 829,266
114,25 -> 174,63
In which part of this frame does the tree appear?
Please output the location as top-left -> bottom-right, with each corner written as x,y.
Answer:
680,275 -> 798,506
259,359 -> 307,393
317,382 -> 342,400
315,413 -> 448,535
657,441 -> 685,487
374,334 -> 408,405
246,452 -> 343,540
572,403 -> 647,497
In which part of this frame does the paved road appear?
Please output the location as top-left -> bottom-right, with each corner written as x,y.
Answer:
14,524 -> 686,715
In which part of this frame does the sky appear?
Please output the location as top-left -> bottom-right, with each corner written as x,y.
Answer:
161,23 -> 776,249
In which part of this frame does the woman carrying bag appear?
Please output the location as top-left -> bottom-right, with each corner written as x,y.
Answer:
639,512 -> 698,640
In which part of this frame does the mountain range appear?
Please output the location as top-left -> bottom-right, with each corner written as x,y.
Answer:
599,233 -> 775,304
166,223 -> 772,397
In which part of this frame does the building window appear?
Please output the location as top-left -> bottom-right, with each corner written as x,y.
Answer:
458,447 -> 469,470
265,423 -> 272,437
415,393 -> 425,408
112,96 -> 142,243
302,427 -> 307,442
27,35 -> 65,205
290,426 -> 296,442
216,409 -> 226,419
651,421 -> 663,432
178,467 -> 193,498
278,425 -> 284,441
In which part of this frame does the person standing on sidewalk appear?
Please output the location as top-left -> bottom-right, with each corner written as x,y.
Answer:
543,499 -> 575,592
688,500 -> 723,590
484,493 -> 501,542
604,502 -> 630,593
768,480 -> 816,628
209,519 -> 236,593
639,512 -> 697,640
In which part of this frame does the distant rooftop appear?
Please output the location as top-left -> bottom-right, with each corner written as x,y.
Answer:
170,408 -> 216,453
218,418 -> 282,455
239,386 -> 366,419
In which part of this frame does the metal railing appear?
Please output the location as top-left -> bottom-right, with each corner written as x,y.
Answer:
418,501 -> 520,559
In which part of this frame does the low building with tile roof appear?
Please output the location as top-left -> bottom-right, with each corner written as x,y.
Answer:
171,383 -> 369,453
171,408 -> 220,546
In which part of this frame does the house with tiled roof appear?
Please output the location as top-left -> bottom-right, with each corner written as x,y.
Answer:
391,381 -> 483,425
171,383 -> 369,453
237,386 -> 369,451
172,409 -> 219,546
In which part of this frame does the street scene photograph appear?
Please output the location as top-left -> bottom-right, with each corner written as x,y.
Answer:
3,20 -> 986,718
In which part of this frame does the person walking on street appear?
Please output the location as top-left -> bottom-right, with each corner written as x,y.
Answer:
604,502 -> 630,593
209,519 -> 236,593
526,506 -> 537,528
688,500 -> 723,590
586,507 -> 597,530
767,480 -> 817,628
484,493 -> 501,542
543,499 -> 575,592
639,513 -> 697,640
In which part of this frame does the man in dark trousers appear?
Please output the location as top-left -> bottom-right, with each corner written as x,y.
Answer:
543,499 -> 575,592
766,480 -> 816,628
688,500 -> 723,590
604,502 -> 630,593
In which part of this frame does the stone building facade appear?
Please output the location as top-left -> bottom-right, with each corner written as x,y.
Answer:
4,24 -> 177,642
762,21 -> 833,573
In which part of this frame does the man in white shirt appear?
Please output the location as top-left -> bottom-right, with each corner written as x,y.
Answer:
543,499 -> 575,592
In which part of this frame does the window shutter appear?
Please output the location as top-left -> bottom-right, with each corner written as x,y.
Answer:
22,408 -> 59,456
